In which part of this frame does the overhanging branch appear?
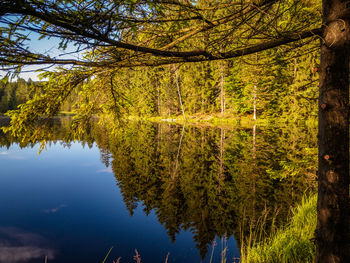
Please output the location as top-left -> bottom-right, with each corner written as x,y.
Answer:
0,27 -> 322,68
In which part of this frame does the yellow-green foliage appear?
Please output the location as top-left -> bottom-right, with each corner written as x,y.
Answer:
241,195 -> 317,263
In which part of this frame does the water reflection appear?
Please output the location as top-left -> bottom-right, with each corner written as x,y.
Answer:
43,204 -> 67,214
109,122 -> 317,257
0,117 -> 317,260
0,227 -> 55,263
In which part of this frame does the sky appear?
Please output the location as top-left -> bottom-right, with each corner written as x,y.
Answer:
0,32 -> 80,81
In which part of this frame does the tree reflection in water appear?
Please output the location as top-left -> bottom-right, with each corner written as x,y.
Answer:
0,117 -> 317,259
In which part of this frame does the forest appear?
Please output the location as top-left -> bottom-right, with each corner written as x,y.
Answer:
0,46 -> 319,122
104,48 -> 318,122
0,0 -> 349,262
0,116 -> 318,261
0,0 -> 321,125
0,78 -> 35,113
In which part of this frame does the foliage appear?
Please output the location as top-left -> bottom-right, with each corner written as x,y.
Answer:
0,118 -> 318,259
241,195 -> 317,263
0,77 -> 41,114
0,0 -> 322,137
99,121 -> 317,257
0,46 -> 320,126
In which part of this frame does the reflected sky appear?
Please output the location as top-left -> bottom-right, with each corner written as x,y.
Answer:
0,118 -> 317,263
0,141 -> 239,263
0,227 -> 55,263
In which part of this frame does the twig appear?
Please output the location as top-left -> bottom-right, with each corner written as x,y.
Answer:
102,246 -> 114,263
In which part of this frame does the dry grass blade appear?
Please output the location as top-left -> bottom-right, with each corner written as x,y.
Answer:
133,249 -> 141,263
102,246 -> 114,263
165,252 -> 170,263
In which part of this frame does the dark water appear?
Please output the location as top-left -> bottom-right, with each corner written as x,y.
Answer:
0,117 -> 317,263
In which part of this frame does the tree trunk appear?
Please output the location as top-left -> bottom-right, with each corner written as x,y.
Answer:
218,127 -> 225,190
220,63 -> 226,116
316,1 -> 350,262
174,67 -> 186,120
253,85 -> 257,121
253,53 -> 258,121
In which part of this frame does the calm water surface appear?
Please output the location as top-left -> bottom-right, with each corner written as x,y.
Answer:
0,118 -> 317,263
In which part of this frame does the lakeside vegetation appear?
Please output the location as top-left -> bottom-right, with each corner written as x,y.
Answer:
1,116 -> 318,262
0,69 -> 319,262
241,195 -> 317,263
2,1 -> 343,261
1,46 -> 319,125
103,194 -> 318,263
0,62 -> 319,261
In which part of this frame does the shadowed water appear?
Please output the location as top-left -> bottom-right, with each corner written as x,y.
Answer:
0,117 -> 317,263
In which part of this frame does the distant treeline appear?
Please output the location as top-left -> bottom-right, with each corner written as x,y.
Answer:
107,46 -> 319,122
0,78 -> 39,114
1,46 -> 319,120
0,77 -> 77,114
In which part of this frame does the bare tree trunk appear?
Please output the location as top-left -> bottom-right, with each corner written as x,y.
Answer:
173,123 -> 185,179
253,85 -> 257,121
253,53 -> 258,121
252,124 -> 256,193
294,57 -> 298,80
174,66 -> 186,120
201,90 -> 205,114
252,124 -> 256,160
220,63 -> 226,116
157,78 -> 161,116
316,1 -> 350,262
218,127 -> 225,189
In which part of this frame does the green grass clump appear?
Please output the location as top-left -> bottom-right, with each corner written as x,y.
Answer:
241,195 -> 317,263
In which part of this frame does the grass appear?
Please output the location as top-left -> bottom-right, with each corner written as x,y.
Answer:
127,113 -> 317,129
41,196 -> 316,263
128,113 -> 270,128
240,195 -> 317,263
58,111 -> 76,116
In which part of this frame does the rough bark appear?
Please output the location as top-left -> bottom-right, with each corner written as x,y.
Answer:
316,1 -> 350,262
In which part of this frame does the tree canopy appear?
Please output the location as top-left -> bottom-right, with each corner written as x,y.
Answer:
0,0 -> 322,136
1,1 -> 350,263
0,0 -> 321,68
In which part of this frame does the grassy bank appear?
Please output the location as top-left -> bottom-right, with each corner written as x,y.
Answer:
241,195 -> 317,263
127,112 -> 319,128
3,110 -> 317,128
128,114 -> 317,128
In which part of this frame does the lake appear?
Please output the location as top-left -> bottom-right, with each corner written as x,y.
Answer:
0,117 -> 317,263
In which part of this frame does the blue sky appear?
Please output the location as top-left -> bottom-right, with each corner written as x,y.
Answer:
1,32 -> 80,81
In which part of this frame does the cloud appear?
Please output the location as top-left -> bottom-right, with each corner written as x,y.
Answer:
97,167 -> 113,173
0,246 -> 55,263
0,227 -> 56,263
43,204 -> 67,213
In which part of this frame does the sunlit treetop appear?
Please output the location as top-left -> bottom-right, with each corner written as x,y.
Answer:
0,0 -> 321,68
0,0 -> 321,141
